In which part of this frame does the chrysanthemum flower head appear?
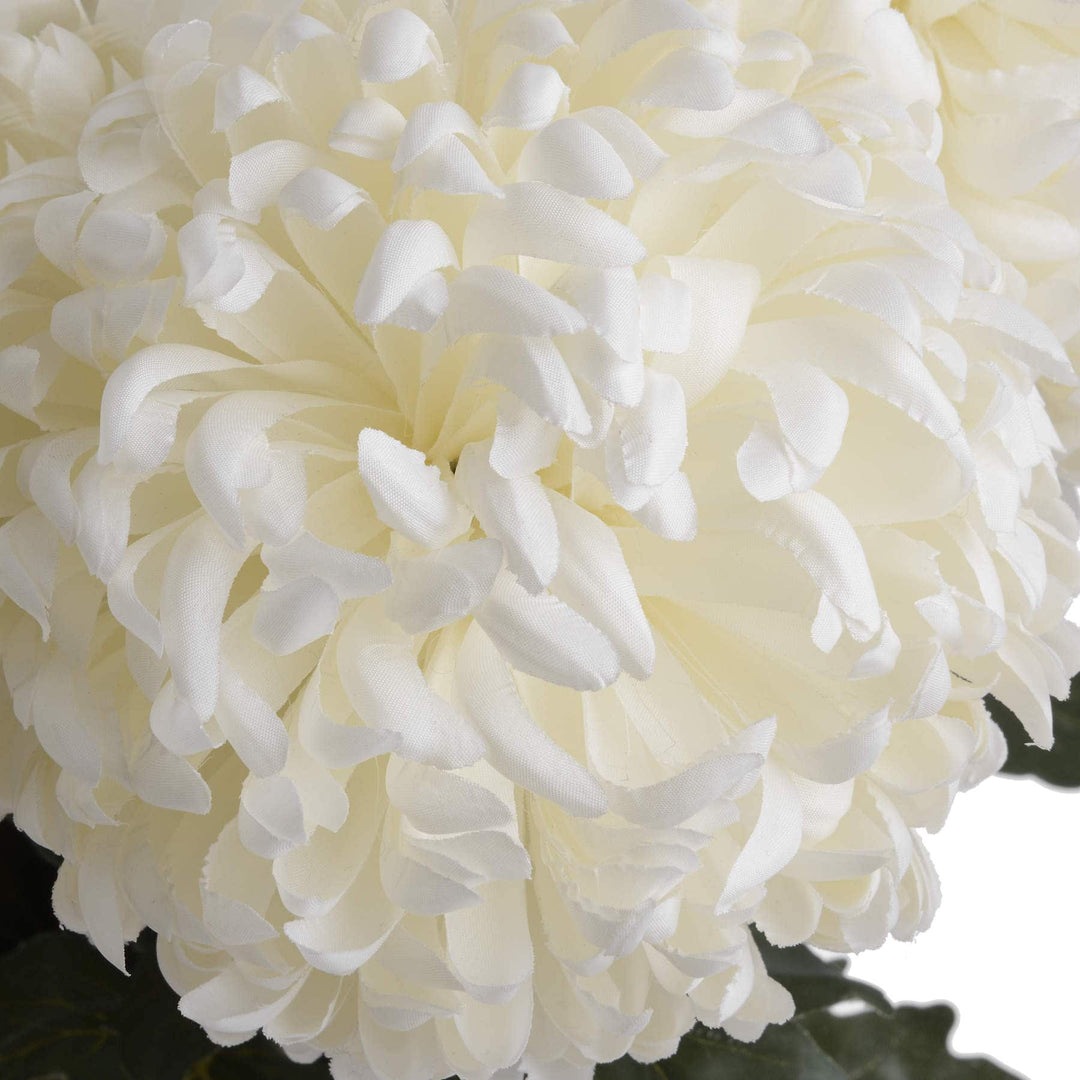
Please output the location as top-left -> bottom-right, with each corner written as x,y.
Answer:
2,1 -> 1078,1077
903,0 -> 1080,493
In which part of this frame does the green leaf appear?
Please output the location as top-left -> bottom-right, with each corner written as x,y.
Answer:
990,674 -> 1080,788
0,930 -> 329,1080
0,932 -> 133,1079
595,938 -> 1021,1080
175,1041 -> 331,1080
754,934 -> 891,1017
0,928 -> 1025,1080
799,1003 -> 1012,1080
596,1022 -> 848,1080
0,823 -> 1025,1080
0,817 -> 61,952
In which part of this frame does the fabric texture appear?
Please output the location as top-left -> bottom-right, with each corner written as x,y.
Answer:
1,1 -> 1079,1077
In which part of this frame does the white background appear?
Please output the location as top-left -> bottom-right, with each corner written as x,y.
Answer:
847,772 -> 1080,1080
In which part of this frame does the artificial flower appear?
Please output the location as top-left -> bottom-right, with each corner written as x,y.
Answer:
1,1 -> 1078,1077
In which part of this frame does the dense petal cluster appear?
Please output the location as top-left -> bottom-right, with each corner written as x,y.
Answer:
1,1 -> 1078,1078
902,0 -> 1080,493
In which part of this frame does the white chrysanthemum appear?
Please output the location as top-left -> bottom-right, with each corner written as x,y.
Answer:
903,0 -> 1080,270
902,0 -> 1080,494
1,1 -> 1078,1077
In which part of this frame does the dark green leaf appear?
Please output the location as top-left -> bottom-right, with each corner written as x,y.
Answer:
754,934 -> 892,1017
0,817 -> 60,953
991,676 -> 1080,788
596,1021 -> 848,1079
177,1041 -> 331,1080
799,1001 -> 1012,1079
0,824 -> 1026,1080
0,930 -> 329,1080
112,936 -> 221,1080
596,938 -> 1022,1080
0,932 -> 133,1079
